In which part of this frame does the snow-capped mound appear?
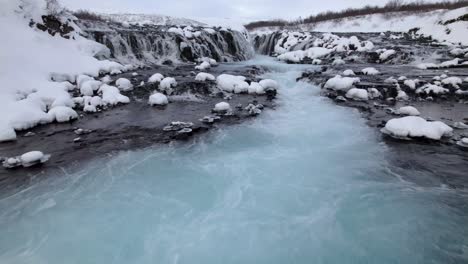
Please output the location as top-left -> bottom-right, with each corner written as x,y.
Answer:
148,73 -> 164,83
195,72 -> 215,82
397,106 -> 421,116
115,78 -> 133,91
149,93 -> 169,106
362,67 -> 380,75
3,150 -> 50,169
381,116 -> 453,140
324,75 -> 360,91
216,74 -> 249,93
345,88 -> 368,101
213,102 -> 231,112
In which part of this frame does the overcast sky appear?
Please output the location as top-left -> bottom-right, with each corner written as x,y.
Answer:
61,0 -> 418,21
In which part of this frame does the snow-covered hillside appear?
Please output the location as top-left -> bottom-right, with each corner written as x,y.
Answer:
101,13 -> 205,27
252,7 -> 468,45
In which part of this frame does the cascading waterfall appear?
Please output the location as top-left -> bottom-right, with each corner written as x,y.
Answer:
79,20 -> 254,64
0,56 -> 467,264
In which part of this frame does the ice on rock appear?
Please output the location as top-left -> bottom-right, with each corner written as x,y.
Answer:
362,67 -> 380,75
115,78 -> 133,91
216,74 -> 249,93
381,116 -> 453,140
148,73 -> 164,83
99,85 -> 130,105
324,75 -> 360,91
213,102 -> 231,112
346,88 -> 368,101
47,106 -> 78,123
397,106 -> 421,116
343,69 -> 355,76
149,93 -> 169,106
195,72 -> 215,82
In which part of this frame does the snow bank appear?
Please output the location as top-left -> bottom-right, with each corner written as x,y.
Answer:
0,0 -> 126,138
195,72 -> 215,82
324,75 -> 360,91
149,93 -> 169,106
216,74 -> 249,93
381,116 -> 453,140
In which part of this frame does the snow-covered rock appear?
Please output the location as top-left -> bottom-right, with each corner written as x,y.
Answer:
403,80 -> 417,90
368,88 -> 381,99
3,151 -> 50,169
216,74 -> 249,93
213,102 -> 231,112
248,82 -> 265,95
195,72 -> 215,82
343,69 -> 355,76
457,138 -> 468,148
324,75 -> 360,91
148,73 -> 164,83
332,58 -> 345,65
115,78 -> 133,91
47,106 -> 78,123
381,116 -> 453,140
379,49 -> 396,61
149,93 -> 169,106
80,80 -> 101,96
159,77 -> 177,94
259,79 -> 279,91
195,61 -> 211,70
396,90 -> 409,101
441,77 -> 462,89
345,88 -> 368,101
277,47 -> 332,63
418,84 -> 449,95
362,67 -> 379,75
99,84 -> 130,105
397,106 -> 420,116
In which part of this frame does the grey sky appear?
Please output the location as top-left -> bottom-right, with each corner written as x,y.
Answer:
61,0 -> 435,21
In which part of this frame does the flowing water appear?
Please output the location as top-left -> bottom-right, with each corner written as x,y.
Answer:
1,56 -> 467,264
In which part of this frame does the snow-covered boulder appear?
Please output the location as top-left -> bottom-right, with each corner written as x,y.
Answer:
80,80 -> 101,96
381,116 -> 453,140
343,69 -> 355,76
99,85 -> 130,105
324,75 -> 360,91
159,77 -> 177,90
368,88 -> 382,99
115,78 -> 133,91
403,80 -> 417,90
332,58 -> 345,66
3,151 -> 50,169
345,88 -> 368,101
195,61 -> 211,71
195,72 -> 215,82
248,82 -> 265,95
441,77 -> 462,89
396,90 -> 409,101
259,79 -> 279,91
362,67 -> 380,75
149,93 -> 169,106
216,74 -> 249,93
397,106 -> 420,116
379,49 -> 396,61
47,106 -> 78,123
213,102 -> 231,112
148,73 -> 164,83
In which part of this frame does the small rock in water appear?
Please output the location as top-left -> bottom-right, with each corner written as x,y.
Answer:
3,151 -> 50,169
177,128 -> 193,134
245,104 -> 262,116
199,115 -> 220,124
73,137 -> 81,143
74,128 -> 93,135
23,132 -> 36,137
213,102 -> 231,113
453,122 -> 468,129
456,138 -> 468,148
163,122 -> 194,132
335,96 -> 347,102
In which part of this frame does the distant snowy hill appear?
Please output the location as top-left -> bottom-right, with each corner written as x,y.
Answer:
101,13 -> 206,27
251,7 -> 468,45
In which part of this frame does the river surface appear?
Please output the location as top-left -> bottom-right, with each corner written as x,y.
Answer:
1,56 -> 467,264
